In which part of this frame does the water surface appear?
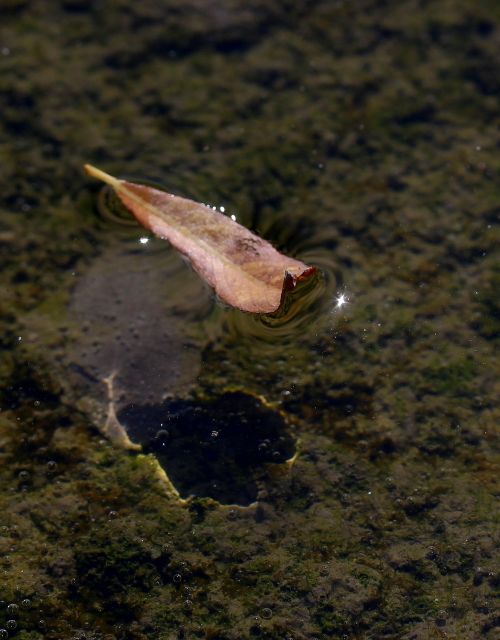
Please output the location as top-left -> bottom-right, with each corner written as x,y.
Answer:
0,1 -> 498,639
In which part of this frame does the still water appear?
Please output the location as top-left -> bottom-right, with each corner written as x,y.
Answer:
0,1 -> 498,639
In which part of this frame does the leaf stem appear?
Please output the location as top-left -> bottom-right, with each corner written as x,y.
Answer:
84,164 -> 121,188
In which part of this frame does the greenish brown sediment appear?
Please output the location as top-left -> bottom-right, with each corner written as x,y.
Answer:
0,1 -> 499,638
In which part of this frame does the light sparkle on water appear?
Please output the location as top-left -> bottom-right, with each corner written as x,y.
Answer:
139,237 -> 149,244
335,292 -> 349,309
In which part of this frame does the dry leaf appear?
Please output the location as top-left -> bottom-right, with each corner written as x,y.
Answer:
84,164 -> 316,314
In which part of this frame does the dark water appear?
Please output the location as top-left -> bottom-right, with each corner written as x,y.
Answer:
0,1 -> 499,639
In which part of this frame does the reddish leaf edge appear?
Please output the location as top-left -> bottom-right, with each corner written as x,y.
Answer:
273,267 -> 319,318
84,163 -> 318,315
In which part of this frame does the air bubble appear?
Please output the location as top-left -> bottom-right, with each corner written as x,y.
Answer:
47,461 -> 58,473
0,630 -> 7,639
6,620 -> 17,630
6,604 -> 18,616
172,573 -> 182,583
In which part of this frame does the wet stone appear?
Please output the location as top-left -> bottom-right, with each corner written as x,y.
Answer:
118,390 -> 296,505
66,244 -> 211,412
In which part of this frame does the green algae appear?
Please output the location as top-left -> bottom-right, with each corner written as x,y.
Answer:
1,0 -> 499,638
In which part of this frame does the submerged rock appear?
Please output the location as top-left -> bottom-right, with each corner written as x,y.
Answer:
21,239 -> 215,436
67,242 -> 211,411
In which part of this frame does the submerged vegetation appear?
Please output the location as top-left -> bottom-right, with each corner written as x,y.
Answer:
0,0 -> 499,638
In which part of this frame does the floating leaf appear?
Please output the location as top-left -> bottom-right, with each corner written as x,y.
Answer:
84,164 -> 316,314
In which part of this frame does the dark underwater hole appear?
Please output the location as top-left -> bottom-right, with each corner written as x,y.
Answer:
117,391 -> 295,506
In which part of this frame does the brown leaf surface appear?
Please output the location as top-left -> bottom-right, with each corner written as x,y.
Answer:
84,164 -> 316,314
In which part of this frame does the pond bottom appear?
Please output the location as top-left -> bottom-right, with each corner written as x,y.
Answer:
117,391 -> 296,505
